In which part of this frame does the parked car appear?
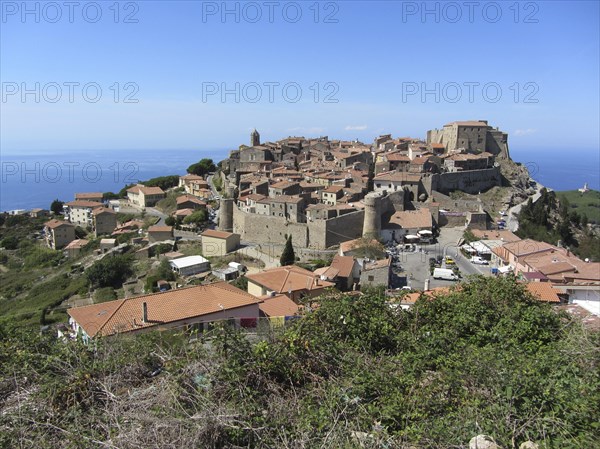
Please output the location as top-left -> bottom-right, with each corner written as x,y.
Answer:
470,256 -> 489,265
445,256 -> 455,265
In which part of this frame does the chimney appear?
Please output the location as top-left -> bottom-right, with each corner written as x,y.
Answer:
142,302 -> 148,323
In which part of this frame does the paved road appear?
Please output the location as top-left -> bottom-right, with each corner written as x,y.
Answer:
206,174 -> 221,199
145,207 -> 167,226
506,181 -> 543,232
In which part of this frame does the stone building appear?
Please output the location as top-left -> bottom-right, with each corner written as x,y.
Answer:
360,258 -> 391,289
201,229 -> 240,257
426,120 -> 509,158
92,207 -> 117,237
44,219 -> 76,250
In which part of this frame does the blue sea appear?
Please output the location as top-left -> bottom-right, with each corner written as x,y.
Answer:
0,147 -> 598,212
509,148 -> 600,193
0,149 -> 230,212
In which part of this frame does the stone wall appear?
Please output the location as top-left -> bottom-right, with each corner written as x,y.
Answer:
431,167 -> 501,195
233,206 -> 309,246
310,210 -> 365,249
233,205 -> 364,249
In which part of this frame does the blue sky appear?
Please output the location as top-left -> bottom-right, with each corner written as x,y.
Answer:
1,1 -> 599,154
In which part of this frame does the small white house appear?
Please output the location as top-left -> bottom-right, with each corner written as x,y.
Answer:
169,255 -> 210,276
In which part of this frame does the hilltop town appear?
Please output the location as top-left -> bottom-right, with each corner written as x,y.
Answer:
0,119 -> 598,340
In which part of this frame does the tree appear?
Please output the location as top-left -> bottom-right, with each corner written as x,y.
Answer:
144,175 -> 179,191
165,216 -> 176,226
187,158 -> 216,177
183,210 -> 207,226
86,254 -> 133,288
1,236 -> 18,250
103,192 -> 120,201
280,236 -> 295,266
50,199 -> 64,215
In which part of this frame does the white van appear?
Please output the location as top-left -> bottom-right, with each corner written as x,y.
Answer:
433,268 -> 459,281
470,256 -> 489,265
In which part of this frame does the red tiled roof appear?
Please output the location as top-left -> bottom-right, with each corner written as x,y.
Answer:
176,195 -> 206,205
148,226 -> 173,233
201,229 -> 236,239
259,294 -> 300,317
92,207 -> 116,215
66,200 -> 103,208
330,255 -> 356,278
525,282 -> 561,303
75,192 -> 103,199
44,219 -> 74,229
246,265 -> 334,294
68,283 -> 260,337
64,239 -> 89,249
127,185 -> 165,195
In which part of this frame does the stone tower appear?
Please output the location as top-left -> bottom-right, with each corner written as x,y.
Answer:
362,192 -> 382,238
251,129 -> 260,147
218,198 -> 234,233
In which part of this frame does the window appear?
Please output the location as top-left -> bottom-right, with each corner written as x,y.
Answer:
368,275 -> 374,282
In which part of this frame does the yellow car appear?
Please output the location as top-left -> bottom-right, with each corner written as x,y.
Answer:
445,257 -> 455,265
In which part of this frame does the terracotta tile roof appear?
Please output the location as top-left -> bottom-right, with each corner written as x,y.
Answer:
387,209 -> 432,229
92,207 -> 116,215
330,255 -> 356,278
68,283 -> 260,337
44,219 -> 74,229
64,239 -> 89,249
470,229 -> 521,243
410,156 -> 432,165
402,287 -> 452,304
535,261 -> 577,276
75,192 -> 103,199
270,180 -> 298,189
257,195 -> 304,204
244,194 -> 267,201
66,200 -> 103,208
386,153 -> 411,162
176,195 -> 206,205
180,174 -> 203,180
174,208 -> 195,217
259,294 -> 300,317
374,171 -> 422,183
363,258 -> 391,270
339,238 -> 379,254
323,185 -> 344,193
148,226 -> 173,233
524,282 -> 561,303
201,229 -> 236,239
246,265 -> 334,294
314,266 -> 340,280
502,239 -> 555,257
127,185 -> 165,195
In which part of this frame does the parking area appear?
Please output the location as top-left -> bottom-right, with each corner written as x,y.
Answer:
388,226 -> 493,291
